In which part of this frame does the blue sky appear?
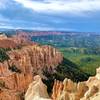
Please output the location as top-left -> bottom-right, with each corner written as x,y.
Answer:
0,0 -> 100,32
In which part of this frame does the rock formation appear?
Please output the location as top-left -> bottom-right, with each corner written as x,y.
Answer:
81,67 -> 100,100
25,76 -> 88,100
0,34 -> 100,100
51,67 -> 100,100
25,75 -> 51,100
0,36 -> 63,100
25,67 -> 100,100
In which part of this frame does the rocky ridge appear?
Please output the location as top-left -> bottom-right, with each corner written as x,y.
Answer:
25,67 -> 100,100
0,34 -> 96,100
0,35 -> 63,100
25,75 -> 51,100
52,67 -> 100,100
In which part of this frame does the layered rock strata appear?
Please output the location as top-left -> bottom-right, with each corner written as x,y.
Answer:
25,67 -> 100,100
51,67 -> 100,100
25,75 -> 51,100
0,44 -> 63,100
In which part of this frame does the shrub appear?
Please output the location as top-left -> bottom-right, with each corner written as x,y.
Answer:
9,65 -> 21,73
0,48 -> 10,62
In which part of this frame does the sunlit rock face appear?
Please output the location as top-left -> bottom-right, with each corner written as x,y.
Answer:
51,79 -> 88,100
96,67 -> 100,80
51,67 -> 100,100
0,89 -> 21,100
0,41 -> 63,100
25,75 -> 51,100
0,35 -> 100,100
81,67 -> 100,100
8,45 -> 63,76
25,76 -> 88,100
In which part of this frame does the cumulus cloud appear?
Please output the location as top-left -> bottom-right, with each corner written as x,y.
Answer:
0,0 -> 99,31
14,0 -> 100,15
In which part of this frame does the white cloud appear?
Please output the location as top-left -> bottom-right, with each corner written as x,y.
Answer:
14,0 -> 100,15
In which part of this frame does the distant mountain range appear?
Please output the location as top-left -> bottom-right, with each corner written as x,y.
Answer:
0,28 -> 100,37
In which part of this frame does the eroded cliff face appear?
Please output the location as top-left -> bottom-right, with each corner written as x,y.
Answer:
0,43 -> 63,100
1,34 -> 99,100
25,75 -> 51,100
0,33 -> 34,49
81,67 -> 100,100
25,67 -> 100,100
51,67 -> 100,100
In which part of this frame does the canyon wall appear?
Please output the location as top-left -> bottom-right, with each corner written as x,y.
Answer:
25,75 -> 51,100
0,34 -> 99,100
0,40 -> 63,100
25,67 -> 100,100
52,67 -> 100,100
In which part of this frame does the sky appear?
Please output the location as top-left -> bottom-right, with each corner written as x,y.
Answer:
0,0 -> 100,32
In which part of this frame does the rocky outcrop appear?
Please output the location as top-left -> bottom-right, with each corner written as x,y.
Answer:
51,79 -> 87,100
0,33 -> 34,49
8,45 -> 62,75
0,88 -> 21,100
51,67 -> 100,100
1,34 -> 99,100
81,67 -> 100,100
0,39 -> 17,48
25,67 -> 100,100
25,75 -> 51,100
25,76 -> 88,100
0,42 -> 63,99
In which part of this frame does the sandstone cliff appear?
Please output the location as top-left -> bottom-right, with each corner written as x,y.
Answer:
25,67 -> 100,100
51,67 -> 100,100
0,33 -> 34,49
0,37 -> 63,100
0,34 -> 94,100
81,67 -> 100,100
25,75 -> 51,100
